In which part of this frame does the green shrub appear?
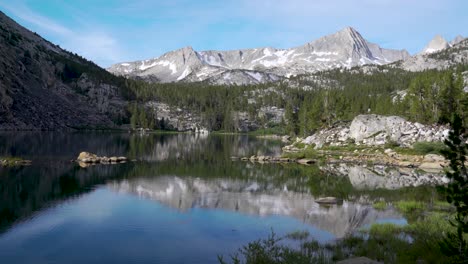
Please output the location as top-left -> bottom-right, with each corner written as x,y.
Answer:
369,223 -> 402,237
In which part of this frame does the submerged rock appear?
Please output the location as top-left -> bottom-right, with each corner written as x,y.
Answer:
297,159 -> 315,165
316,197 -> 342,205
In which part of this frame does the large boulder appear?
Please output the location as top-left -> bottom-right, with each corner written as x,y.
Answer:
349,115 -> 406,142
77,152 -> 100,163
348,115 -> 449,146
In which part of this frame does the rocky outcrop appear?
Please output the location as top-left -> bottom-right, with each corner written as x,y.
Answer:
233,111 -> 261,132
258,106 -> 285,124
299,114 -> 449,148
233,106 -> 285,132
147,101 -> 284,133
76,152 -> 128,166
238,155 -> 314,165
146,101 -> 209,133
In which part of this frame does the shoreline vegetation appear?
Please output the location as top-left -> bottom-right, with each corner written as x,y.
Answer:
219,198 -> 462,264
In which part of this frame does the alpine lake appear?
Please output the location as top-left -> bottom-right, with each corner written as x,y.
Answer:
0,132 -> 445,263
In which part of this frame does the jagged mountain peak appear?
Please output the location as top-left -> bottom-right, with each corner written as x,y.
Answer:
108,27 -> 410,84
450,35 -> 465,46
335,26 -> 361,37
420,34 -> 450,54
308,26 -> 366,46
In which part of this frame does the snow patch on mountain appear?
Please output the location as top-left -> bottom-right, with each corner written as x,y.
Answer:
108,27 -> 410,85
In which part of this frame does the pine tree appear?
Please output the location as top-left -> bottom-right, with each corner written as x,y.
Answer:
439,114 -> 468,262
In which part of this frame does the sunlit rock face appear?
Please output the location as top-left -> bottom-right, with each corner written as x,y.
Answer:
321,163 -> 448,190
108,176 -> 401,238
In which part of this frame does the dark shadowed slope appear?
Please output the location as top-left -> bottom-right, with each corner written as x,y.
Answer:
0,11 -> 130,130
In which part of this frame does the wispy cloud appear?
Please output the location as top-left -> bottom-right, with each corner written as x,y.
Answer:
0,0 -> 127,67
0,1 -> 71,35
0,0 -> 466,65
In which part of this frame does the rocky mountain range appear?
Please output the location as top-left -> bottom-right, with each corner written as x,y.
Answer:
108,27 -> 411,85
109,29 -> 467,85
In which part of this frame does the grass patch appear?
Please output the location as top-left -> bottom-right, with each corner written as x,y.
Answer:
321,144 -> 371,152
395,141 -> 448,156
395,200 -> 425,214
292,142 -> 306,149
282,147 -> 321,160
373,201 -> 387,210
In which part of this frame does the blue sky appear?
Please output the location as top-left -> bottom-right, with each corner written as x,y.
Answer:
1,0 -> 467,67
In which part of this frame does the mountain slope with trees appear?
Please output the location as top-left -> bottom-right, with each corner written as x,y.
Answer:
0,11 -> 130,130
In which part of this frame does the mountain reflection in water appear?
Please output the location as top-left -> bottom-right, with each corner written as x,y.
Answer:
0,132 -> 444,263
108,176 -> 402,237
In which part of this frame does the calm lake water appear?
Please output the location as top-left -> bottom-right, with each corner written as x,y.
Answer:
0,132 -> 431,264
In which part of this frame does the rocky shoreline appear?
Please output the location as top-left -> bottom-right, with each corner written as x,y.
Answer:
275,114 -> 452,171
237,151 -> 448,171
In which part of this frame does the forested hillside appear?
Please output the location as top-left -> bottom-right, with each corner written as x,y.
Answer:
124,64 -> 468,135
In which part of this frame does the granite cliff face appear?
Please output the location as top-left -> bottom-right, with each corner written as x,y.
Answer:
108,27 -> 409,85
0,11 -> 127,130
